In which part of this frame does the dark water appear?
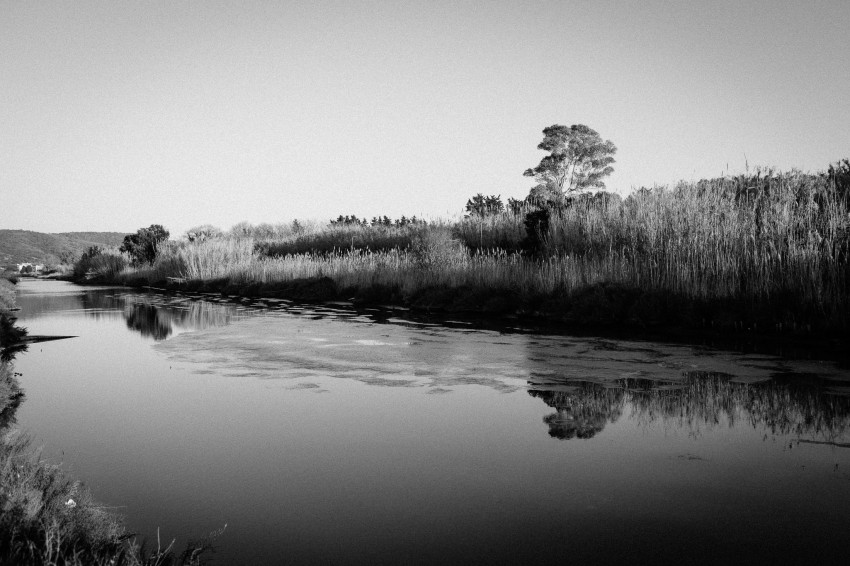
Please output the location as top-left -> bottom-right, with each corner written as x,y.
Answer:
10,280 -> 850,564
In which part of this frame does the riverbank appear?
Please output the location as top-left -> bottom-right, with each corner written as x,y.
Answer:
70,169 -> 850,353
97,273 -> 845,363
173,274 -> 839,334
0,276 -> 221,565
1,277 -> 127,565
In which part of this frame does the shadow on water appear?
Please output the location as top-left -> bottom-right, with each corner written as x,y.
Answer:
529,371 -> 850,441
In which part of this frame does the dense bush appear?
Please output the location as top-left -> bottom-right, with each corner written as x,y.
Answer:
185,224 -> 223,243
72,246 -> 128,281
464,194 -> 504,217
120,225 -> 170,266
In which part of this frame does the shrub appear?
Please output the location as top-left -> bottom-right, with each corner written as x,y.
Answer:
120,225 -> 170,266
185,224 -> 222,243
72,247 -> 127,281
464,194 -> 504,217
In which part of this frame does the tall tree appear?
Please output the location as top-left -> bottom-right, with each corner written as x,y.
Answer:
120,225 -> 169,265
524,124 -> 617,198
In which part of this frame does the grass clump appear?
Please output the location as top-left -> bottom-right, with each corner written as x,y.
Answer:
0,430 -> 225,565
0,431 -> 126,564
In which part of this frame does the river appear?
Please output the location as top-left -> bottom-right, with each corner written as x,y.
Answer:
10,279 -> 850,564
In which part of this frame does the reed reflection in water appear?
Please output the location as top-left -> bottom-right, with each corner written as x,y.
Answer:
61,286 -> 850,446
110,289 -> 850,445
530,372 -> 850,442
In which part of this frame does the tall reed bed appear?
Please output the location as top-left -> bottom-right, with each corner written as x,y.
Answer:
541,171 -> 849,307
256,221 -> 443,256
454,211 -> 527,252
97,168 -> 849,324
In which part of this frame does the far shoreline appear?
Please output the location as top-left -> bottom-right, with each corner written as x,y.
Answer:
58,274 -> 850,365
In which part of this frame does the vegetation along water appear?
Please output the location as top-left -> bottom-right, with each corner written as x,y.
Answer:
1,275 -> 221,565
5,124 -> 850,563
72,157 -> 850,347
8,278 -> 850,564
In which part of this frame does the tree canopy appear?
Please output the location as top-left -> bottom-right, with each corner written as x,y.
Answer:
464,194 -> 504,217
119,225 -> 169,265
524,124 -> 617,200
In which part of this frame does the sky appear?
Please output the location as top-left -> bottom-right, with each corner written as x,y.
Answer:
1,0 -> 848,236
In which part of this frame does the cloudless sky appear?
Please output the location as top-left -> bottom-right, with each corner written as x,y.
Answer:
2,0 -> 848,235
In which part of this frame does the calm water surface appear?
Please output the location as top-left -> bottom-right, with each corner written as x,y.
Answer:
10,280 -> 850,564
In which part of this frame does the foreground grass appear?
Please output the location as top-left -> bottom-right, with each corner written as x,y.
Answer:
80,167 -> 850,336
1,276 -> 221,565
0,428 -> 224,565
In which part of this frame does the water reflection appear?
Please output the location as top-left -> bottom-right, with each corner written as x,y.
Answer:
20,286 -> 238,341
529,371 -> 850,441
530,383 -> 623,439
124,303 -> 173,340
16,282 -> 850,446
12,281 -> 850,564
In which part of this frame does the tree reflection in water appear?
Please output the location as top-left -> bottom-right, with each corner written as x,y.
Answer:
529,372 -> 850,441
124,303 -> 173,340
75,292 -> 235,341
530,384 -> 623,439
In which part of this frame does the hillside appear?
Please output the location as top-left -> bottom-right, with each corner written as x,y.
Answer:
0,229 -> 126,266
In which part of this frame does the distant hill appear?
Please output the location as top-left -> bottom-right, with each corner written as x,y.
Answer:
0,230 -> 127,266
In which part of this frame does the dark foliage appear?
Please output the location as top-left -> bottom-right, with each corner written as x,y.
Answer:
523,123 -> 617,197
522,208 -> 550,255
120,225 -> 170,266
330,215 -> 368,226
464,194 -> 504,217
827,158 -> 850,199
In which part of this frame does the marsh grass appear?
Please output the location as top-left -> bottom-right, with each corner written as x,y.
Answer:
540,171 -> 849,307
0,278 -> 17,312
454,210 -> 527,253
0,431 -> 125,564
0,430 -> 226,566
256,221 -> 443,256
93,168 -> 849,328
